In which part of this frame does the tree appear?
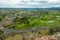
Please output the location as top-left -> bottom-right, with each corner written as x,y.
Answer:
55,26 -> 60,32
20,16 -> 29,24
49,26 -> 57,35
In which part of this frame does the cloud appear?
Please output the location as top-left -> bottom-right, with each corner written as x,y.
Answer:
0,0 -> 20,6
0,0 -> 60,8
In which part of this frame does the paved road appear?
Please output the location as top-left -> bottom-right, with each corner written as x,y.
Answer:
0,27 -> 49,36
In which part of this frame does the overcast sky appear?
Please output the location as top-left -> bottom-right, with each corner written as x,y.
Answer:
0,0 -> 60,8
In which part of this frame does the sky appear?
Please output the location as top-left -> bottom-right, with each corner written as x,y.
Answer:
0,0 -> 60,8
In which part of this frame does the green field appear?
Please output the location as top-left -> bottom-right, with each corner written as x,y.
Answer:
0,10 -> 60,32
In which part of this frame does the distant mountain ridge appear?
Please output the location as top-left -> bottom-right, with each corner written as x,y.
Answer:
0,8 -> 60,10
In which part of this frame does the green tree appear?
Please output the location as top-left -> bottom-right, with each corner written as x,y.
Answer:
49,26 -> 57,35
55,26 -> 60,32
20,16 -> 29,24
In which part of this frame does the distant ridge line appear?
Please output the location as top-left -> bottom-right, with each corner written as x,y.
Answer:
0,8 -> 60,10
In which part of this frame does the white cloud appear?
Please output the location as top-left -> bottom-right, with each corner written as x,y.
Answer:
48,0 -> 60,3
0,0 -> 20,5
0,0 -> 60,8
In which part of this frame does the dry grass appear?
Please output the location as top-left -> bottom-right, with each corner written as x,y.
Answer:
5,34 -> 23,40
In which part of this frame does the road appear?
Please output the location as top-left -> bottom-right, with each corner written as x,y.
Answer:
0,26 -> 49,36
